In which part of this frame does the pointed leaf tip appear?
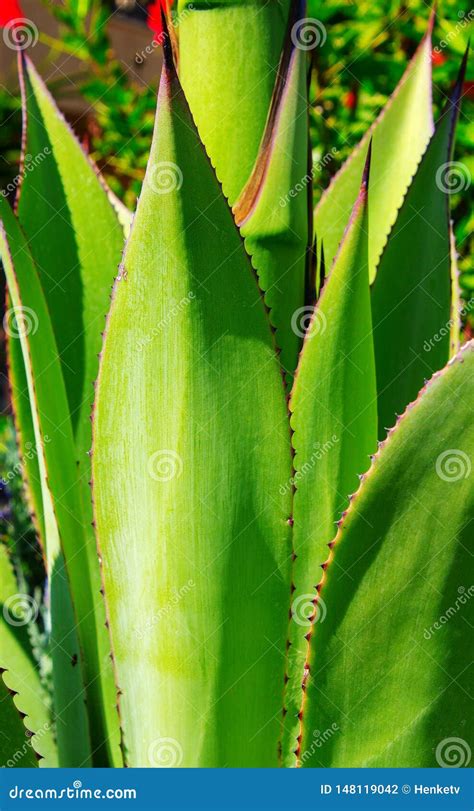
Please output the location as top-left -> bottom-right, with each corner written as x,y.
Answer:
160,7 -> 174,72
361,138 -> 372,198
427,4 -> 436,34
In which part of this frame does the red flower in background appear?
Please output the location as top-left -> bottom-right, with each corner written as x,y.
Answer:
147,0 -> 174,42
343,89 -> 357,111
463,81 -> 474,101
431,48 -> 447,67
0,0 -> 25,27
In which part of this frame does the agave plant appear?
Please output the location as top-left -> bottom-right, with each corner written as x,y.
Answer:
0,1 -> 472,770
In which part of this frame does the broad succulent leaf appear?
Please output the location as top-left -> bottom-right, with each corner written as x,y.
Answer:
371,61 -> 465,438
300,342 -> 474,767
0,205 -> 92,767
281,153 -> 377,765
177,0 -> 291,205
235,1 -> 310,383
0,671 -> 38,768
12,55 -> 123,767
0,545 -> 57,766
92,53 -> 293,768
313,17 -> 434,283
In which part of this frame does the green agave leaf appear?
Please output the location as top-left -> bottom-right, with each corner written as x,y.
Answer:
0,671 -> 38,768
177,0 -> 291,205
0,202 -> 92,767
17,55 -> 124,447
300,341 -> 474,767
281,152 -> 377,766
235,0 -> 310,383
0,545 -> 57,766
449,223 -> 462,358
371,59 -> 466,439
314,16 -> 434,283
93,52 -> 293,767
5,328 -> 45,547
13,55 -> 123,766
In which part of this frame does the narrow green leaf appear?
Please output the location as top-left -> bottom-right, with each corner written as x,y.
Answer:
0,544 -> 57,766
371,62 -> 465,438
93,54 -> 293,767
17,55 -> 124,449
236,2 -> 310,383
300,342 -> 474,767
0,203 -> 92,767
5,326 -> 45,547
281,153 -> 377,765
14,55 -> 124,766
177,0 -> 291,205
0,671 -> 38,768
449,223 -> 462,358
314,18 -> 434,282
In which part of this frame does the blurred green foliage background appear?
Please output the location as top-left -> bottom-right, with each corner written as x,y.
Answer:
0,0 -> 473,586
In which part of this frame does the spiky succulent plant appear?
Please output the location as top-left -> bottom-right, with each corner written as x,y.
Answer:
0,1 -> 472,769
